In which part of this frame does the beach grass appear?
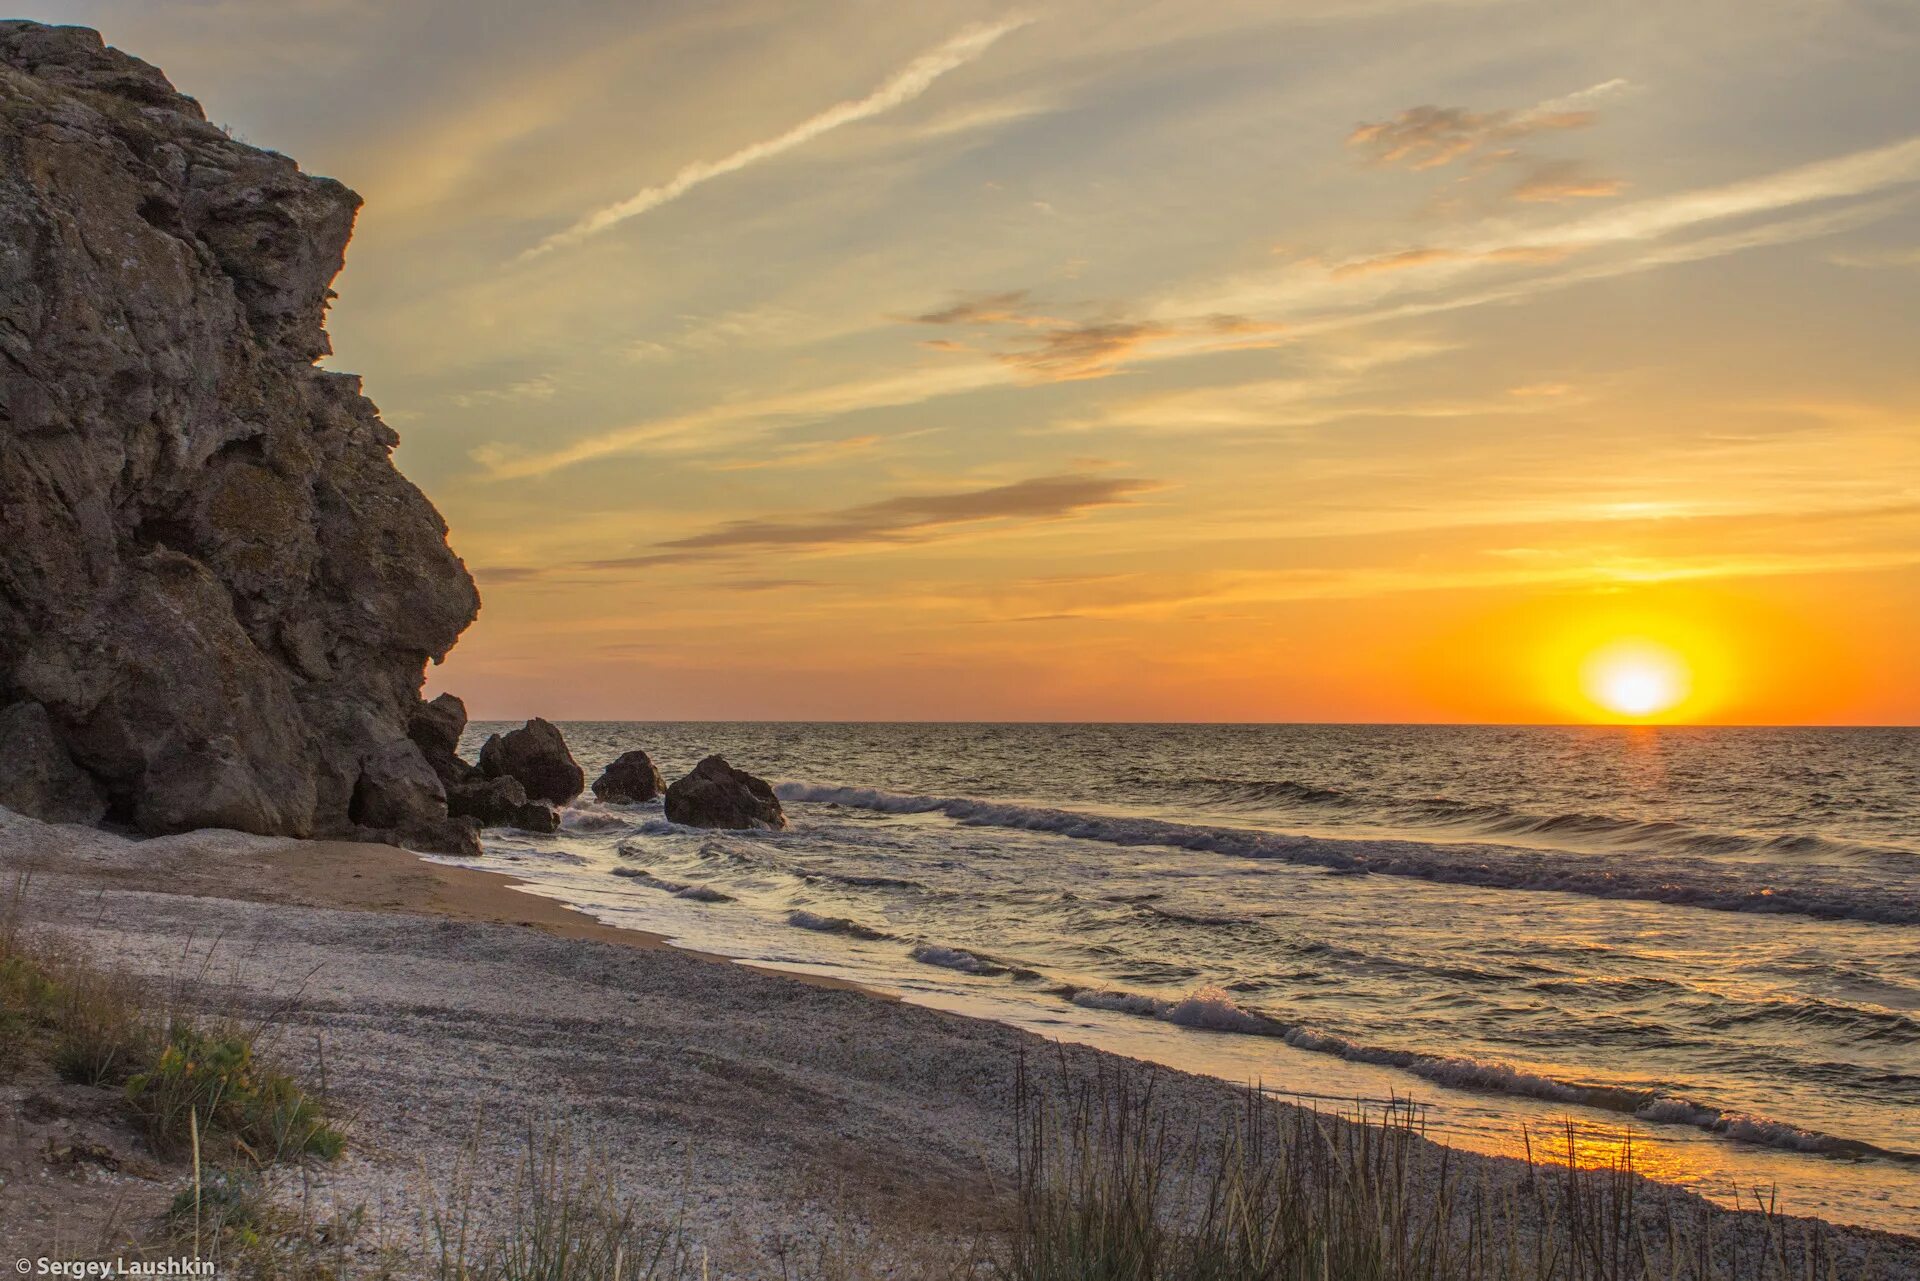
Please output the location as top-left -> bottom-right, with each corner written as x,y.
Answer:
0,876 -> 345,1165
998,1053 -> 1861,1281
424,1125 -> 695,1281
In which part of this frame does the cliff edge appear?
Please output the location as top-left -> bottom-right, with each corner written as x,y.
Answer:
0,22 -> 480,851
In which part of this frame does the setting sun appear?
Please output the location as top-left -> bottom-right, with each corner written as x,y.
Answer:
1580,640 -> 1692,721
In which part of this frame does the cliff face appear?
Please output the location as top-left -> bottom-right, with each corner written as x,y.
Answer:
0,22 -> 480,849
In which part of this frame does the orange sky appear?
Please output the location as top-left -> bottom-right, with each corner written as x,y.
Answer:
39,0 -> 1920,723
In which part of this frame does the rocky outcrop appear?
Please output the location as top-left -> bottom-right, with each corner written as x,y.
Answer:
447,774 -> 558,834
0,24 -> 479,850
478,718 -> 583,806
0,700 -> 105,823
664,756 -> 786,830
592,750 -> 665,804
408,693 -> 479,788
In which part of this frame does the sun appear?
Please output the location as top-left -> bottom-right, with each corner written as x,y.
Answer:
1579,639 -> 1692,721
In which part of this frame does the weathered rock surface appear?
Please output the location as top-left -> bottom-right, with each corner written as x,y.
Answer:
0,700 -> 106,823
478,718 -> 583,806
664,756 -> 786,830
408,693 -> 479,788
0,23 -> 478,849
592,749 -> 665,804
447,774 -> 558,834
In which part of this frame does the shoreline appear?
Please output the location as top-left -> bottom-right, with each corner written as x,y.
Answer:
3,807 -> 1915,1274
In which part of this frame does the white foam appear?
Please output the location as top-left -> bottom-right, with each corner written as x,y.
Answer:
775,783 -> 1916,924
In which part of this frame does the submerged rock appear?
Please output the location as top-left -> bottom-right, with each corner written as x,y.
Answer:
478,718 -> 584,806
664,756 -> 786,830
592,750 -> 666,804
0,701 -> 105,824
0,23 -> 478,845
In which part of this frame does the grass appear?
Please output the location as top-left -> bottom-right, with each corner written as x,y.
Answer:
0,876 -> 345,1165
996,1053 -> 1865,1281
425,1126 -> 695,1281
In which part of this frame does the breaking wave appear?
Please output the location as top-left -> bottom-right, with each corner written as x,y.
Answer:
775,784 -> 1919,925
1178,777 -> 1913,866
1057,984 -> 1920,1165
786,910 -> 894,941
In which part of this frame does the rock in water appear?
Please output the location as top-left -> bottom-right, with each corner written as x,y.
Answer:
0,24 -> 478,848
478,718 -> 584,806
664,756 -> 786,830
592,750 -> 666,803
447,774 -> 558,834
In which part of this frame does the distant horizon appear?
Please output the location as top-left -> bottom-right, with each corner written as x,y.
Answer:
448,713 -> 1920,731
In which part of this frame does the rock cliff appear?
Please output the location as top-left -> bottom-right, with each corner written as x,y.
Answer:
0,23 -> 480,850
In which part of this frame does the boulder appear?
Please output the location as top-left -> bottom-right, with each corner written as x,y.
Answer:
408,693 -> 479,787
349,739 -> 447,833
0,700 -> 105,823
664,756 -> 786,830
0,23 -> 478,845
379,814 -> 481,857
447,774 -> 558,833
592,750 -> 665,803
478,718 -> 583,806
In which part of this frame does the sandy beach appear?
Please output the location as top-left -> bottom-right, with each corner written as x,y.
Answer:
3,807 -> 1915,1278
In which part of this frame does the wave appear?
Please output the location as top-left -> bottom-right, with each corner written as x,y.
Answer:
608,868 -> 734,901
1057,983 -> 1920,1166
1178,777 -> 1914,867
909,943 -> 1009,976
786,910 -> 893,941
775,784 -> 1920,925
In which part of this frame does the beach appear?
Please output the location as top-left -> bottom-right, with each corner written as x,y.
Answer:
4,804 -> 1916,1277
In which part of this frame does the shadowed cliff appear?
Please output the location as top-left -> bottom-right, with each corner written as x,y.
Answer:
0,21 -> 480,851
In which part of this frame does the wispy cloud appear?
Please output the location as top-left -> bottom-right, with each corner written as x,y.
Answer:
1346,81 -> 1625,171
581,473 -> 1158,567
995,320 -> 1175,380
913,292 -> 1183,380
451,374 -> 559,407
910,289 -> 1045,325
1349,81 -> 1630,206
524,15 -> 1030,258
1510,158 -> 1625,203
476,361 -> 1006,478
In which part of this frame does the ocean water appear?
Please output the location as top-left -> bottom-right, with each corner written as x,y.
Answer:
450,722 -> 1920,1234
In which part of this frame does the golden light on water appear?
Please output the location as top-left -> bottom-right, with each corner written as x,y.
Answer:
1581,640 -> 1692,721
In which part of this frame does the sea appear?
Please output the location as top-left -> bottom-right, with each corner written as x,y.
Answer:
448,722 -> 1920,1234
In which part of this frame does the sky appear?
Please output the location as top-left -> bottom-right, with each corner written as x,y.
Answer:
31,0 -> 1920,723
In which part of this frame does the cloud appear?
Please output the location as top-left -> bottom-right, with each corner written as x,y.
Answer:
525,16 -> 1031,257
1329,247 -> 1463,279
1827,246 -> 1920,268
706,434 -> 887,471
911,289 -> 1043,325
451,374 -> 558,407
477,360 -> 1007,478
994,320 -> 1174,381
1179,134 -> 1920,327
471,565 -> 548,584
1511,159 -> 1626,203
1346,92 -> 1609,171
912,291 -> 1176,379
708,577 -> 828,592
1349,81 -> 1628,206
580,473 -> 1158,567
1327,242 -> 1586,279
